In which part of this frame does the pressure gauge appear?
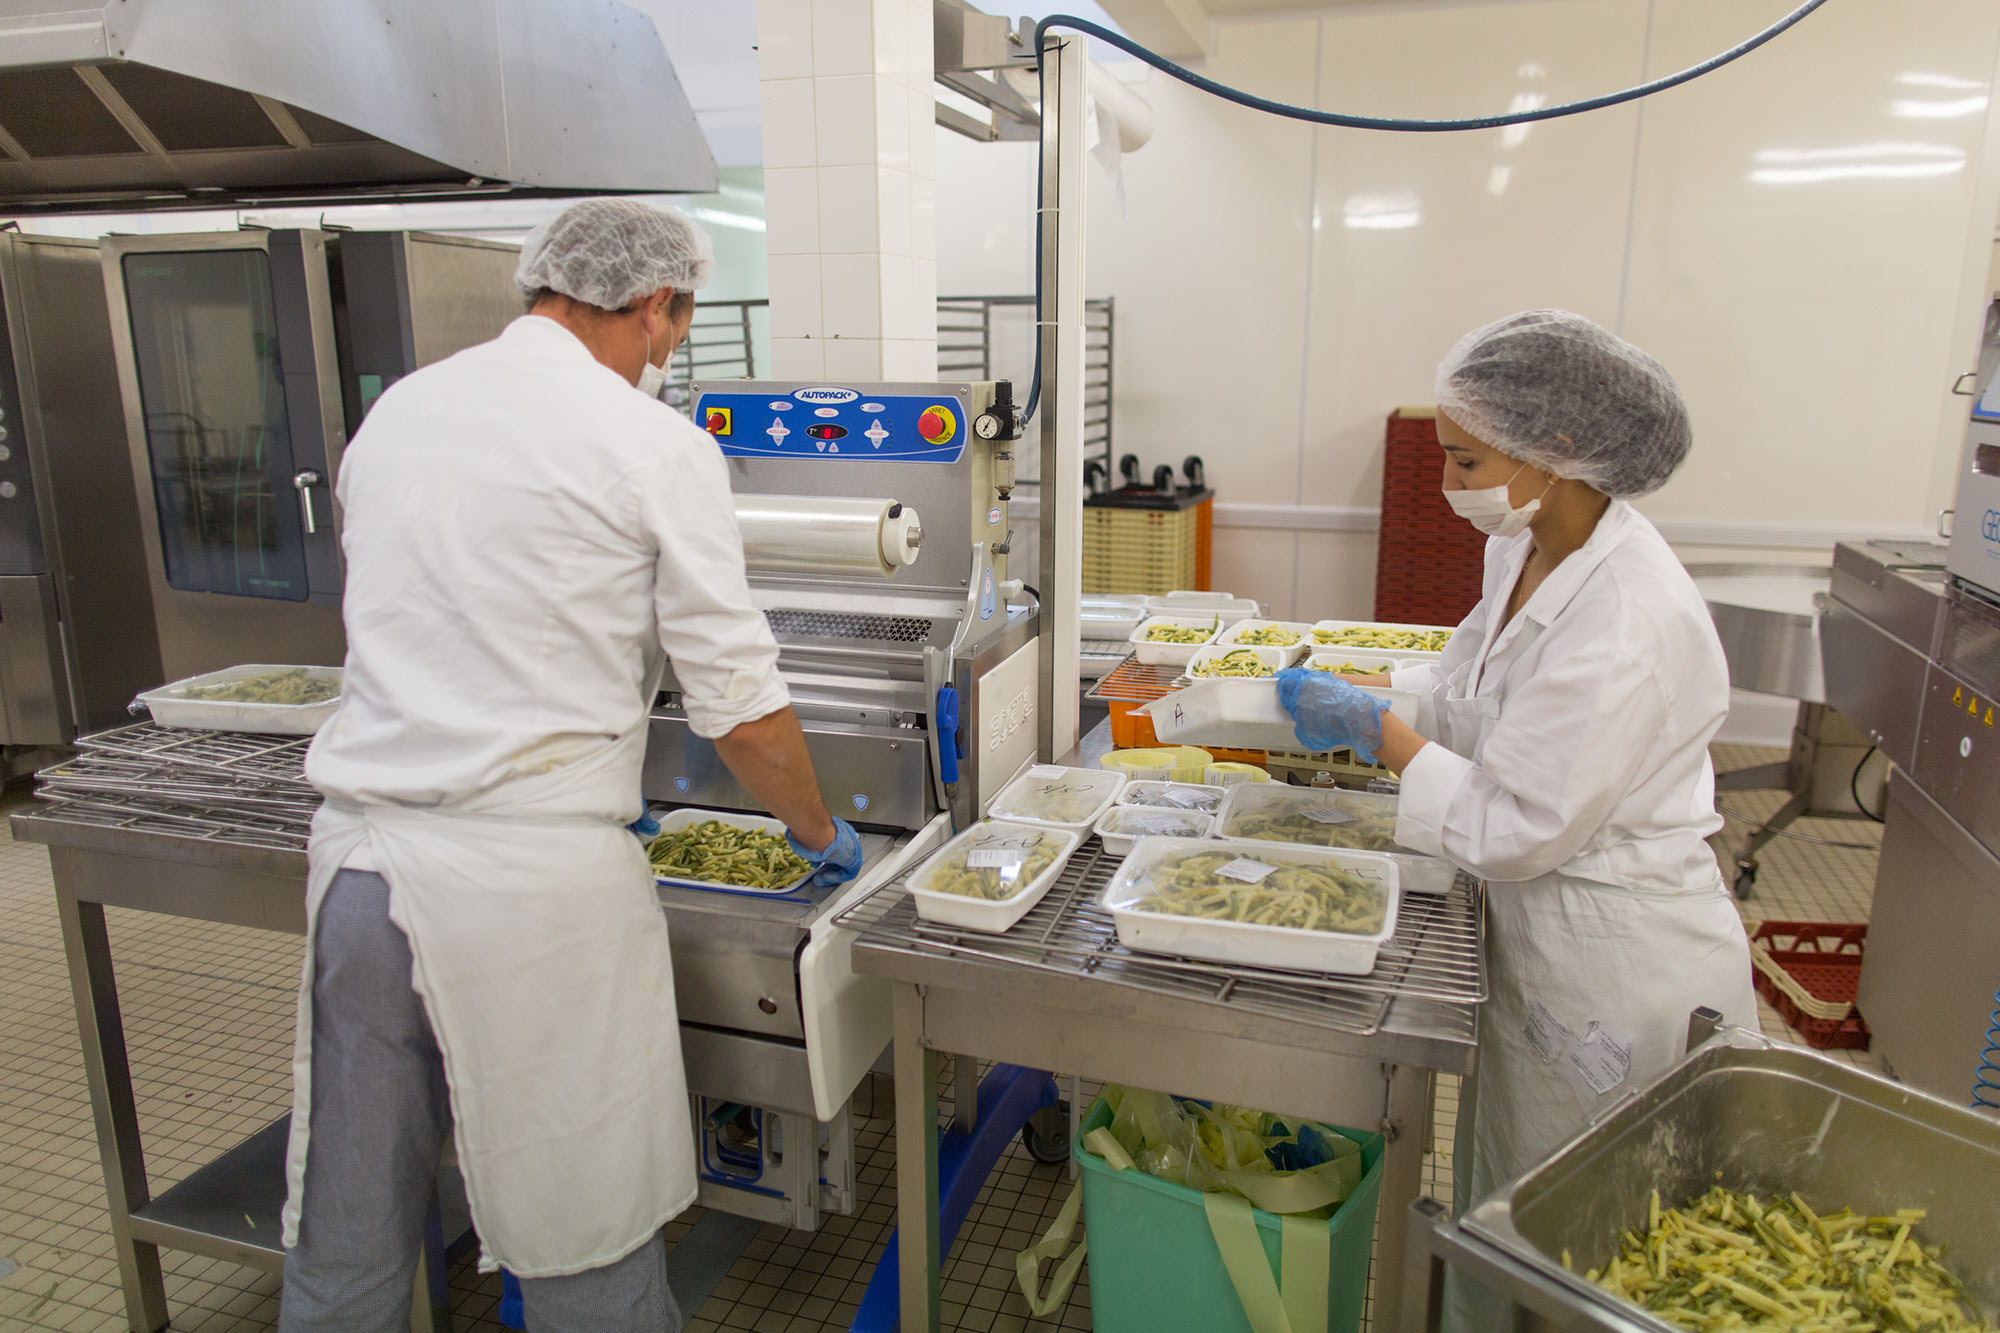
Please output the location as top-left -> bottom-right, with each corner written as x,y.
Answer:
974,412 -> 1004,441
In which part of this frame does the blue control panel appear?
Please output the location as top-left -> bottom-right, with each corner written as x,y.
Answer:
695,386 -> 968,464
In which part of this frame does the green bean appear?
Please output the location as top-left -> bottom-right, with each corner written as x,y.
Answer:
1307,660 -> 1380,674
1127,849 -> 1386,935
1144,622 -> 1215,644
649,819 -> 812,889
181,668 -> 340,705
1310,626 -> 1452,651
923,827 -> 1064,900
1226,805 -> 1400,852
1231,626 -> 1300,647
1191,649 -> 1274,678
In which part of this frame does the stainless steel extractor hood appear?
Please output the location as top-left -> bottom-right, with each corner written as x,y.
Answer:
0,0 -> 718,212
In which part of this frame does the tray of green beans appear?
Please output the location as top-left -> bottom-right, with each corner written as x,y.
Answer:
648,811 -> 815,893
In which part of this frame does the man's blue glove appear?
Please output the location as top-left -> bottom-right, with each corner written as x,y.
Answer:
627,804 -> 662,842
1274,668 -> 1393,762
788,816 -> 865,888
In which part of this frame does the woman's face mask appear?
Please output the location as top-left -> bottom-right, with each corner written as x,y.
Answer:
1444,461 -> 1555,538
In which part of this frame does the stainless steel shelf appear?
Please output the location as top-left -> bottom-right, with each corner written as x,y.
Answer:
835,834 -> 1483,1042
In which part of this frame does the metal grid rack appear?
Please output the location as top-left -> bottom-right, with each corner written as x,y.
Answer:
936,294 -> 1114,478
1083,654 -> 1183,705
32,723 -> 316,851
835,835 -> 1483,1041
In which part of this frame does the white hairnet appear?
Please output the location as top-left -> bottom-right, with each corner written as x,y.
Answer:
514,199 -> 714,310
1434,309 -> 1692,499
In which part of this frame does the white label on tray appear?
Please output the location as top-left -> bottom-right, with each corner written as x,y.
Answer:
1301,807 -> 1356,826
966,848 -> 1027,869
1215,857 -> 1279,884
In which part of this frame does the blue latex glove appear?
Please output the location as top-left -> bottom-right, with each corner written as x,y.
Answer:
788,816 -> 864,888
1274,668 -> 1393,762
627,804 -> 661,842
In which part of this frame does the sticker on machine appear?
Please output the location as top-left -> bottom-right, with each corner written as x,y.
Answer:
1559,1021 -> 1633,1098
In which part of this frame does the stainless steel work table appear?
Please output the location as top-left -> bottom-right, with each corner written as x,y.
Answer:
840,744 -> 1485,1333
10,798 -> 481,1333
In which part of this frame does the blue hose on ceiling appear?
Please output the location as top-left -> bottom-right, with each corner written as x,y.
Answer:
1975,976 -> 2000,1114
1015,0 -> 1834,428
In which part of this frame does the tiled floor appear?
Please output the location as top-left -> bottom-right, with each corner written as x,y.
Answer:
1,744 -> 1883,1331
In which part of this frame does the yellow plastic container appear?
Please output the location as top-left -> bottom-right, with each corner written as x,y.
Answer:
1101,749 -> 1179,783
1204,761 -> 1270,787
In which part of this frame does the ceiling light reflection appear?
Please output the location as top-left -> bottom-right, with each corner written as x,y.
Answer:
1891,96 -> 1989,119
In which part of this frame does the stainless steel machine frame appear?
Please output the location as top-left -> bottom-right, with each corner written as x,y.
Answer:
100,229 -> 521,680
0,232 -> 163,747
1402,1014 -> 2000,1331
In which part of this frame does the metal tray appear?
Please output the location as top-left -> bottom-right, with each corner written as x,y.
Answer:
1460,1025 -> 2000,1328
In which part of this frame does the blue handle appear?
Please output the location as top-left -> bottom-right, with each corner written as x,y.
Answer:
937,686 -> 960,785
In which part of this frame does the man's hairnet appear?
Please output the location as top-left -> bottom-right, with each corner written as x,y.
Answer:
514,199 -> 714,311
1434,309 -> 1692,499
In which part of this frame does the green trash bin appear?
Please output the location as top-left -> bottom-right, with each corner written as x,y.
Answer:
1072,1097 -> 1384,1333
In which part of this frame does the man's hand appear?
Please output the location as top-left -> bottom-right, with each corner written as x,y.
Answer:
712,707 -> 840,850
788,817 -> 864,887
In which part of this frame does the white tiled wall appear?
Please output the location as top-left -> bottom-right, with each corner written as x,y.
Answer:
759,0 -> 938,380
935,1 -> 2000,620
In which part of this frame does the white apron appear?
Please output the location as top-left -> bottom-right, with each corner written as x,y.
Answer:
280,722 -> 696,1279
1440,681 -> 1756,1329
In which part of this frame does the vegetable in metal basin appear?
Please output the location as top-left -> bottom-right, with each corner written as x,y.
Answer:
922,827 -> 1064,901
1144,622 -> 1215,644
1589,1185 -> 1997,1332
1126,850 -> 1386,935
1191,649 -> 1275,678
648,820 -> 812,889
1311,626 -> 1452,651
181,668 -> 340,706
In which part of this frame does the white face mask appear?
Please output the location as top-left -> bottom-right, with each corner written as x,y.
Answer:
1444,462 -> 1555,539
635,321 -> 668,400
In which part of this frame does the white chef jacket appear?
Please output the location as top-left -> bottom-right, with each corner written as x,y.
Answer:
1389,499 -> 1729,894
1399,500 -> 1757,1333
284,315 -> 789,1277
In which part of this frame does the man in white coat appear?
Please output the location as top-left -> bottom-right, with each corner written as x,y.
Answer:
277,199 -> 863,1332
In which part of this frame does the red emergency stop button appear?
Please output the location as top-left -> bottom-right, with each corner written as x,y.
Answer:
705,407 -> 732,436
918,406 -> 956,444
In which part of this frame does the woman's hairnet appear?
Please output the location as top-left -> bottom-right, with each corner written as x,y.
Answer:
514,199 -> 714,311
1434,309 -> 1692,499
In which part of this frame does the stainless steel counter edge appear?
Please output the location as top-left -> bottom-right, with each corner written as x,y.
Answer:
11,807 -> 309,877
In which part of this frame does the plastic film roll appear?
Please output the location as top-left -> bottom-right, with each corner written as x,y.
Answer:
734,494 -> 924,578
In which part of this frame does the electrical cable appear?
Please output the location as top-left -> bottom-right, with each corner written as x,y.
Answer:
1715,800 -> 1882,852
1975,977 -> 2000,1114
1016,0 -> 1833,426
1848,745 -> 1886,823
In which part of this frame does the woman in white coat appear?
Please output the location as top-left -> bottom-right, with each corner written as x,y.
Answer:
277,201 -> 863,1333
1276,310 -> 1757,1303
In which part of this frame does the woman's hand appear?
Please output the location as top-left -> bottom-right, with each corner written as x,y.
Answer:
1274,668 -> 1392,761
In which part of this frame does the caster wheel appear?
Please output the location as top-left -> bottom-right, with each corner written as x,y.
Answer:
1021,1101 -> 1071,1165
1733,860 -> 1758,899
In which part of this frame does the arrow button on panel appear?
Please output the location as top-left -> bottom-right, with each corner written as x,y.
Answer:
766,419 -> 791,446
865,418 -> 889,448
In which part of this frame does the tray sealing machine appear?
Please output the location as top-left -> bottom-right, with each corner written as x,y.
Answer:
643,378 -> 1042,1227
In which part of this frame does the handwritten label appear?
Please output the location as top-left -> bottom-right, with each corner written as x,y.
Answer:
1302,807 -> 1356,826
1216,857 -> 1279,884
1561,1021 -> 1634,1097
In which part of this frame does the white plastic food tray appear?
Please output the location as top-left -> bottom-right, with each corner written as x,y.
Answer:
1128,614 -> 1224,666
1214,619 -> 1312,661
1102,836 -> 1399,974
1081,594 -> 1149,641
1146,592 -> 1260,626
907,820 -> 1082,932
1137,678 -> 1418,753
137,664 -> 343,735
1117,780 -> 1228,815
1184,643 -> 1291,680
1092,805 -> 1215,855
1302,649 -> 1417,676
649,808 -> 815,895
1308,619 -> 1455,664
1213,784 -> 1455,895
987,764 -> 1126,834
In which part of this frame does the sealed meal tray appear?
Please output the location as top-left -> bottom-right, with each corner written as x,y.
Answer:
1118,780 -> 1227,814
1092,805 -> 1215,855
1215,783 -> 1455,894
1102,836 -> 1399,973
907,820 -> 1082,932
647,809 -> 816,895
988,764 -> 1126,832
137,664 -> 344,735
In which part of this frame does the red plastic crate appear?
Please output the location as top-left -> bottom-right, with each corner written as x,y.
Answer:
1748,920 -> 1871,1050
1375,410 -> 1485,625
